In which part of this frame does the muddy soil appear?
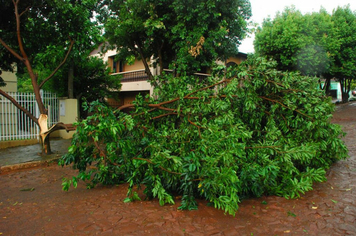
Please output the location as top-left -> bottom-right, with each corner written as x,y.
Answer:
0,102 -> 356,235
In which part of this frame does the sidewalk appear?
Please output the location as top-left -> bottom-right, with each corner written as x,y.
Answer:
0,138 -> 71,173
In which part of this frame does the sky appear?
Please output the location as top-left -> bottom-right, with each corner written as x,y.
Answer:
238,0 -> 356,53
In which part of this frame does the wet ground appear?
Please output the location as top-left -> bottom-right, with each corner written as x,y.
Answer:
0,139 -> 72,168
0,102 -> 356,235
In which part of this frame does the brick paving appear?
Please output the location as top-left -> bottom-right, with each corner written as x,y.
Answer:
0,102 -> 355,235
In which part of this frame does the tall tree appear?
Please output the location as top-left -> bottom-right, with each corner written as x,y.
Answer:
50,56 -> 122,118
254,7 -> 338,78
255,5 -> 356,103
100,0 -> 251,82
254,6 -> 342,98
330,6 -> 356,102
0,0 -> 102,154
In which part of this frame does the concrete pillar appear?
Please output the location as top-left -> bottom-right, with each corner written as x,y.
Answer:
59,98 -> 78,139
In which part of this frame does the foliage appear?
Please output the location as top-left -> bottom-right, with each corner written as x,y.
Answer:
50,56 -> 121,117
61,101 -> 135,191
330,6 -> 356,102
52,57 -> 120,103
254,5 -> 356,103
7,0 -> 104,98
1,0 -> 101,73
254,7 -> 338,78
330,6 -> 356,79
18,56 -> 122,118
60,56 -> 348,215
100,0 -> 251,76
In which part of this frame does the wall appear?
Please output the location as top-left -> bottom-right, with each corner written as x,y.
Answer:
1,66 -> 18,142
226,56 -> 244,66
121,81 -> 153,93
1,66 -> 17,92
59,99 -> 78,139
123,59 -> 145,71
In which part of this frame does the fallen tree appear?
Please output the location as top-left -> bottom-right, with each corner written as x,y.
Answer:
60,57 -> 348,215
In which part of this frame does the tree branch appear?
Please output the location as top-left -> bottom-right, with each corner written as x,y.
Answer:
188,114 -> 202,138
13,0 -> 29,61
39,38 -> 75,89
92,137 -> 122,167
134,39 -> 159,87
0,38 -> 24,62
0,89 -> 38,125
117,78 -> 232,111
133,157 -> 182,175
19,6 -> 30,17
152,112 -> 178,120
260,96 -> 313,119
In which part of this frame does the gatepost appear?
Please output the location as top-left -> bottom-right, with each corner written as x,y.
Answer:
59,98 -> 78,139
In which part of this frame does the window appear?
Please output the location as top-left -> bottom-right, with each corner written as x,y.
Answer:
109,56 -> 124,73
226,62 -> 237,68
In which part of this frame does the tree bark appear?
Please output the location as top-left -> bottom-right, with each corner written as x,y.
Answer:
38,114 -> 52,154
134,40 -> 159,88
320,78 -> 331,96
68,60 -> 74,98
340,78 -> 352,103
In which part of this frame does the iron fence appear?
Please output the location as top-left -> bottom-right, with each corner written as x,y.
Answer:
0,90 -> 59,141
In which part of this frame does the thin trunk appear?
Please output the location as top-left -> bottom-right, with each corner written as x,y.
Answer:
135,40 -> 158,88
320,78 -> 331,95
340,78 -> 352,103
158,49 -> 163,75
68,61 -> 74,98
158,41 -> 164,75
14,0 -> 46,115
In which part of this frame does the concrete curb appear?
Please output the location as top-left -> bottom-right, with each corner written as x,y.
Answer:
0,139 -> 39,150
0,157 -> 60,174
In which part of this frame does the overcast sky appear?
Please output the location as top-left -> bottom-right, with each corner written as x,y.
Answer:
238,0 -> 356,53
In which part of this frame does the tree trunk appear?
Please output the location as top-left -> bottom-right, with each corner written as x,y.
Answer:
320,78 -> 331,96
339,78 -> 352,103
68,61 -> 74,98
342,93 -> 350,103
38,114 -> 52,154
158,47 -> 164,75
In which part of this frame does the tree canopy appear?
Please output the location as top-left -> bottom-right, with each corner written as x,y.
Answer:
1,0 -> 98,71
100,0 -> 252,79
254,5 -> 356,102
330,6 -> 356,101
254,7 -> 338,78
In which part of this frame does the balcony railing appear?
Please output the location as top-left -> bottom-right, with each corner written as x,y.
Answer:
193,72 -> 211,81
111,69 -> 211,83
111,69 -> 149,83
163,69 -> 211,80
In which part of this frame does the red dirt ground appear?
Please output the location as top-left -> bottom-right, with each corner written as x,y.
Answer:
1,102 -> 356,235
